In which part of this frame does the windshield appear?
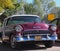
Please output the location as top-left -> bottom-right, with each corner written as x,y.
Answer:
7,16 -> 41,25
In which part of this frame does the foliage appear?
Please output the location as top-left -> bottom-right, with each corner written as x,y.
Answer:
33,0 -> 44,17
41,0 -> 56,15
0,0 -> 15,24
48,1 -> 56,9
0,13 -> 7,23
0,0 -> 15,9
31,0 -> 56,19
24,3 -> 37,14
12,0 -> 18,4
56,7 -> 60,17
0,7 -> 4,13
0,0 -> 56,24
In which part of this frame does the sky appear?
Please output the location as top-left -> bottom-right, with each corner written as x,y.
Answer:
26,0 -> 60,7
54,0 -> 60,7
26,0 -> 33,3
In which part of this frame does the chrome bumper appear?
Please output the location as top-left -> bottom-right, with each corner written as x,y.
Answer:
15,34 -> 58,42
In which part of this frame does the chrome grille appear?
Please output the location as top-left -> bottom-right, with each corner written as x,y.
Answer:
22,30 -> 50,35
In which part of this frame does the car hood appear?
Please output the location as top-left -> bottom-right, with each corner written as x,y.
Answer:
20,22 -> 49,30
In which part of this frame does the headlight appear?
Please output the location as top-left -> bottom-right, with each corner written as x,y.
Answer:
51,26 -> 57,31
15,25 -> 23,32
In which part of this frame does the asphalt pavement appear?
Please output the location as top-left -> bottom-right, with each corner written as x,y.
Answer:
0,41 -> 60,51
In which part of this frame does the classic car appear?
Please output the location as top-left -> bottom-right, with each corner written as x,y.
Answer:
49,18 -> 60,39
1,15 -> 57,48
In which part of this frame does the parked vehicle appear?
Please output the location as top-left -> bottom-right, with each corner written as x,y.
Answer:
49,18 -> 60,39
0,15 -> 57,48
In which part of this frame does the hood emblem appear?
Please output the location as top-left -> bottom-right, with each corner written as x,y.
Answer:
33,26 -> 41,29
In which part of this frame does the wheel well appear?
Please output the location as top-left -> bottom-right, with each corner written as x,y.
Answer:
9,33 -> 15,40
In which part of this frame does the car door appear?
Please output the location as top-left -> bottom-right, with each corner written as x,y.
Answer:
49,18 -> 58,33
49,18 -> 60,39
56,19 -> 60,38
4,18 -> 14,36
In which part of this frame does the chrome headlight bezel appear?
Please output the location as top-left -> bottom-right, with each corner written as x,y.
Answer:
15,25 -> 23,32
51,26 -> 57,31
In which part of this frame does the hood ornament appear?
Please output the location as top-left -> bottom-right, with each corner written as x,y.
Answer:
33,26 -> 41,29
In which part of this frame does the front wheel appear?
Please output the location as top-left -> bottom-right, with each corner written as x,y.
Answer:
44,41 -> 53,48
10,35 -> 17,48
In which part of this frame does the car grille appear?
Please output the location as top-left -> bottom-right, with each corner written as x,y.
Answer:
22,30 -> 50,35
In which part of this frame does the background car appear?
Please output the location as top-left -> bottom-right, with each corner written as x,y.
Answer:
49,18 -> 60,39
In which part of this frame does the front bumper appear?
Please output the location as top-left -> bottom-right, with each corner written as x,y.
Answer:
15,34 -> 58,42
16,40 -> 53,45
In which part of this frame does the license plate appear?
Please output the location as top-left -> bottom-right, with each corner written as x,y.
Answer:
35,36 -> 41,40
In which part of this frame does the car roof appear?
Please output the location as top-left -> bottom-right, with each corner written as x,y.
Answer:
50,18 -> 60,21
54,18 -> 60,20
49,17 -> 60,23
5,14 -> 40,20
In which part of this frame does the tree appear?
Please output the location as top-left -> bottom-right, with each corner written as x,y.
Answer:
57,7 -> 60,17
10,0 -> 25,14
0,0 -> 15,9
0,7 -> 4,13
33,0 -> 56,17
24,3 -> 37,14
0,0 -> 56,22
33,0 -> 44,17
41,0 -> 56,15
0,0 -> 15,15
0,0 -> 15,24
